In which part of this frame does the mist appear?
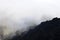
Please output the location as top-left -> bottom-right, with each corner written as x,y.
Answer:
0,0 -> 60,38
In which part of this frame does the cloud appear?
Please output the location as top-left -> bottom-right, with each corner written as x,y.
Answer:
0,0 -> 60,38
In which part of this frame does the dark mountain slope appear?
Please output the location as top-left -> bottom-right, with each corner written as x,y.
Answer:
10,17 -> 60,40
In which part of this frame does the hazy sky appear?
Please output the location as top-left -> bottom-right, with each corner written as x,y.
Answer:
0,0 -> 60,36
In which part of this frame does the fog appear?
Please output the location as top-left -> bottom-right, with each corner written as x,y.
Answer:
0,0 -> 60,37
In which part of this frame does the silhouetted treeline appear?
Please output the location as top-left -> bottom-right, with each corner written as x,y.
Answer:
8,17 -> 60,40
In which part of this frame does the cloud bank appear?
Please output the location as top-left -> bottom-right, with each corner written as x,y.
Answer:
0,0 -> 60,37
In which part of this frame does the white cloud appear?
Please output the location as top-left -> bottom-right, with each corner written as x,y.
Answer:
0,0 -> 60,36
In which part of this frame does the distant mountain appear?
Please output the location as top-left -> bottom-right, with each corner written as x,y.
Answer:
9,17 -> 60,40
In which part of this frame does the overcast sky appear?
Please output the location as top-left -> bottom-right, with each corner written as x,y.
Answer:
0,0 -> 60,36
